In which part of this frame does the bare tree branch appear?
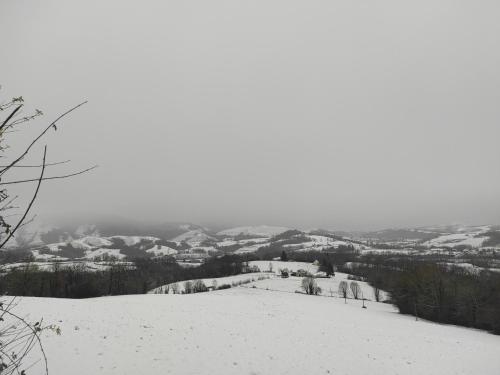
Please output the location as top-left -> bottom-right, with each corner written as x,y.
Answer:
0,159 -> 71,168
0,146 -> 46,249
0,101 -> 87,177
0,105 -> 22,133
0,302 -> 49,375
0,164 -> 97,186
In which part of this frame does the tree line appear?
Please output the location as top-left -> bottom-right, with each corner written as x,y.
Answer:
347,261 -> 500,334
0,255 -> 246,298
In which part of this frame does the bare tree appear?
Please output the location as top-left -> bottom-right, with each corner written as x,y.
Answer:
360,290 -> 367,308
0,93 -> 96,248
350,281 -> 361,300
192,280 -> 207,293
301,277 -> 321,295
338,280 -> 349,303
373,285 -> 381,302
0,90 -> 94,375
171,283 -> 179,294
183,281 -> 193,294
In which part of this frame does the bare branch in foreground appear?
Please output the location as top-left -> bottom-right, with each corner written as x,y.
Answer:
0,164 -> 97,186
0,159 -> 70,168
0,146 -> 46,249
0,101 -> 87,177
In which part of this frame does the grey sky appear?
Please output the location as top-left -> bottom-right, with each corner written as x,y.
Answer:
1,0 -> 500,230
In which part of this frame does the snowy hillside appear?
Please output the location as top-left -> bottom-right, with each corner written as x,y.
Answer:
5,223 -> 500,274
17,276 -> 500,375
217,225 -> 290,237
422,225 -> 492,248
150,260 -> 387,301
171,229 -> 215,246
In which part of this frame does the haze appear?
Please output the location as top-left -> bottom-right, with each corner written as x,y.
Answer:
1,0 -> 500,230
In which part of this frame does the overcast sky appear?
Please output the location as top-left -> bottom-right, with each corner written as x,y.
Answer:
1,0 -> 500,230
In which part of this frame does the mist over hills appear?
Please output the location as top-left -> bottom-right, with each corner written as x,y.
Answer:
3,217 -> 499,270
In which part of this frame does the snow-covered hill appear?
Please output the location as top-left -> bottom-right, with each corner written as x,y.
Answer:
151,261 -> 386,301
217,225 -> 290,237
5,222 -> 500,272
172,229 -> 216,246
16,275 -> 500,375
422,225 -> 492,248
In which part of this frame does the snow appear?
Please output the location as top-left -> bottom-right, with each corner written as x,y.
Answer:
177,261 -> 203,268
284,235 -> 358,252
46,243 -> 64,252
423,225 -> 492,248
108,235 -> 158,246
151,261 -> 386,301
75,224 -> 99,237
146,245 -> 178,257
31,250 -> 68,261
249,260 -> 319,274
172,230 -> 213,246
217,239 -> 238,247
84,248 -> 126,260
239,237 -> 269,244
71,236 -> 113,249
217,225 -> 290,237
424,233 -> 487,248
149,273 -> 271,294
234,243 -> 268,254
15,282 -> 500,375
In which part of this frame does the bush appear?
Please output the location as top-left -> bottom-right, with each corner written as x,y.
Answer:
192,280 -> 208,293
183,281 -> 194,294
301,277 -> 322,295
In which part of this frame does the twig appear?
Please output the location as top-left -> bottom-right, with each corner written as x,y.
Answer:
0,101 -> 87,177
0,164 -> 97,185
0,159 -> 70,168
0,307 -> 49,375
0,146 -> 46,249
0,105 -> 22,133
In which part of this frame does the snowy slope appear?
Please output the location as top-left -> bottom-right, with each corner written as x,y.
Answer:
16,284 -> 500,375
149,273 -> 271,294
146,245 -> 178,257
83,248 -> 126,260
108,235 -> 159,246
424,233 -> 488,248
172,230 -> 215,246
70,236 -> 113,250
217,225 -> 290,237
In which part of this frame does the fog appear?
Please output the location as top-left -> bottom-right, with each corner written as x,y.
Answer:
1,0 -> 500,230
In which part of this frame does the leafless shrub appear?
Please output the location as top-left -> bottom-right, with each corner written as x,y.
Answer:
0,90 -> 93,374
350,281 -> 361,300
192,280 -> 208,293
338,280 -> 349,303
0,298 -> 60,375
301,277 -> 321,295
183,281 -> 193,294
171,283 -> 179,294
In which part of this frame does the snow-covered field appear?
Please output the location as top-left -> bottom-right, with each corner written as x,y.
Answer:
17,279 -> 500,375
150,260 -> 385,300
149,273 -> 272,294
249,260 -> 320,274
